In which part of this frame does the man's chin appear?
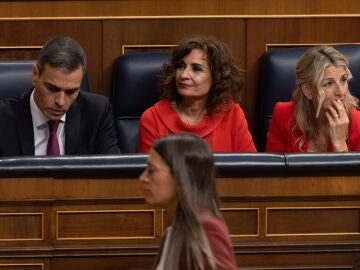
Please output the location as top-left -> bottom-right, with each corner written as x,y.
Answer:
46,112 -> 64,120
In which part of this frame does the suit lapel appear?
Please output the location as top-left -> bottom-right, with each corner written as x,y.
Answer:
65,102 -> 81,155
18,92 -> 35,155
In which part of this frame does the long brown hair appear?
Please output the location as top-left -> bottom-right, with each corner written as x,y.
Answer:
153,134 -> 222,270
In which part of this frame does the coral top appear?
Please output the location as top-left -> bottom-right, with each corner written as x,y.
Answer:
138,99 -> 256,152
181,216 -> 237,270
266,102 -> 360,152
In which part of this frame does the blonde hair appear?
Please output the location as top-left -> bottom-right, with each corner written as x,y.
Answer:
291,46 -> 358,150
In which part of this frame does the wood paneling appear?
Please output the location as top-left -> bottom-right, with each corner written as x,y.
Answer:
0,174 -> 359,269
0,213 -> 43,240
102,19 -> 246,98
0,20 -> 102,93
57,210 -> 155,239
0,265 -> 43,270
222,208 -> 259,236
0,49 -> 39,61
234,252 -> 355,269
0,260 -> 48,270
0,0 -> 359,17
267,207 -> 360,235
51,256 -> 156,270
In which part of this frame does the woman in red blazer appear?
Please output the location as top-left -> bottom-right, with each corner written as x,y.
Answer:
266,46 -> 360,153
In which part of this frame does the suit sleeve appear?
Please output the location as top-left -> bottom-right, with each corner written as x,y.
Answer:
95,100 -> 121,154
266,102 -> 287,153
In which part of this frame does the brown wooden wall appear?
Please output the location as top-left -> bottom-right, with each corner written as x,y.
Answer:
0,0 -> 359,17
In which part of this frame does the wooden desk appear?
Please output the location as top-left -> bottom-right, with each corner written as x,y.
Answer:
0,154 -> 359,269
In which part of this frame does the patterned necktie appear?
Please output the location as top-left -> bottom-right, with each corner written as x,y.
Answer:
46,120 -> 60,155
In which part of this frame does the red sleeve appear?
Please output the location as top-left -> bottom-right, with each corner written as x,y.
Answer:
201,217 -> 237,270
348,108 -> 360,151
137,107 -> 160,153
235,105 -> 257,152
266,102 -> 289,153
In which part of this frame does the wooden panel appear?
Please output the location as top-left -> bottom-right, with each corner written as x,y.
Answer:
267,207 -> 360,236
0,213 -> 43,241
0,0 -> 359,17
222,208 -> 259,236
51,256 -> 156,270
54,178 -> 143,198
102,18 -> 246,99
234,252 -> 357,269
0,263 -> 44,270
246,17 -> 360,143
57,210 -> 155,239
0,265 -> 43,270
122,45 -> 175,54
0,260 -> 48,270
0,178 -> 53,200
0,20 -> 102,94
238,267 -> 351,270
0,48 -> 40,61
217,176 -> 360,197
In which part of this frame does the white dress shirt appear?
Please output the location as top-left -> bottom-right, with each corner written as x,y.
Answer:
30,90 -> 66,155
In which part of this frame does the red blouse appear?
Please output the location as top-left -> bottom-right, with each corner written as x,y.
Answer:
138,99 -> 256,152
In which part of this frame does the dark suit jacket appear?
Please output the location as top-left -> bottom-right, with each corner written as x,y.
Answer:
0,91 -> 120,156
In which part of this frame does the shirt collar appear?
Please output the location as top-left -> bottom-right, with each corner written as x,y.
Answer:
30,89 -> 66,128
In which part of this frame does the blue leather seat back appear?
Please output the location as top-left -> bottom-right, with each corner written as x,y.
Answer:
258,44 -> 360,151
111,52 -> 171,153
0,60 -> 90,100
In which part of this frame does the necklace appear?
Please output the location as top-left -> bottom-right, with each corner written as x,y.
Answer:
172,101 -> 207,125
180,111 -> 205,125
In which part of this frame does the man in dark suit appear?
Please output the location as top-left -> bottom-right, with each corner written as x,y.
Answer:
0,36 -> 120,156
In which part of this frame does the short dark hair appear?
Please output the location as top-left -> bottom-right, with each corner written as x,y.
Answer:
161,36 -> 244,113
36,36 -> 87,75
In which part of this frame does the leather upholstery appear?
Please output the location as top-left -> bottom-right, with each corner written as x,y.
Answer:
0,153 -> 285,177
111,52 -> 171,153
258,44 -> 360,151
1,153 -> 360,177
285,152 -> 360,175
0,60 -> 90,99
